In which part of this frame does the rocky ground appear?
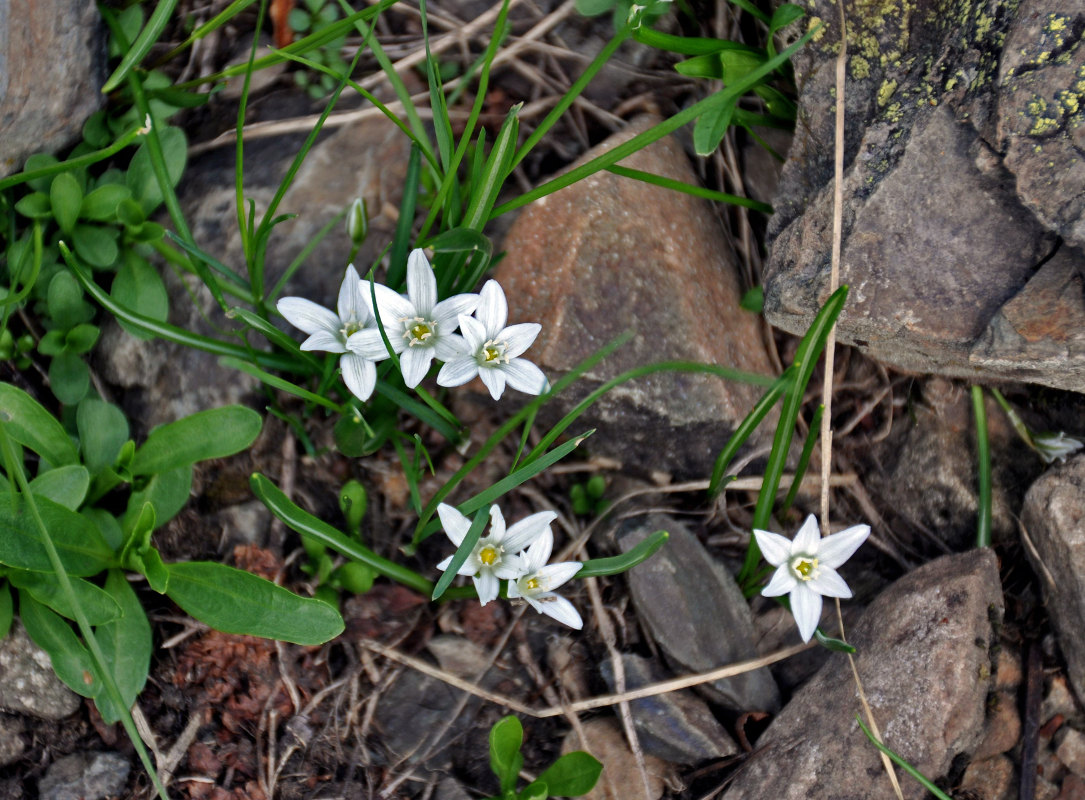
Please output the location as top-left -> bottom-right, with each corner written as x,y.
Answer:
2,0 -> 1085,799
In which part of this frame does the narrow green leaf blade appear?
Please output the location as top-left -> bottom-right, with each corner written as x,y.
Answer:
95,569 -> 153,723
576,531 -> 667,578
9,571 -> 122,626
20,591 -> 101,698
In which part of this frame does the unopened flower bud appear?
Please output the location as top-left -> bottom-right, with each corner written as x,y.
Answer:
347,197 -> 368,245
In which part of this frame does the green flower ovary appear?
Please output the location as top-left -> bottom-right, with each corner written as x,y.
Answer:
791,555 -> 819,581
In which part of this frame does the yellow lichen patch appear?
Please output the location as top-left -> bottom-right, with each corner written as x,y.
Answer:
851,55 -> 871,79
877,78 -> 898,106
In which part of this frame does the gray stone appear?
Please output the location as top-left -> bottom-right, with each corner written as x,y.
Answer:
38,751 -> 130,800
561,718 -> 668,800
435,777 -> 473,800
0,622 -> 80,720
724,549 -> 1003,800
0,714 -> 24,768
599,654 -> 737,764
1023,456 -> 1085,702
959,754 -> 1015,800
762,0 -> 1085,393
619,515 -> 780,712
496,115 -> 776,480
0,0 -> 106,176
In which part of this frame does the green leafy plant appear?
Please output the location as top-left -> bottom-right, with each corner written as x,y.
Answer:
570,474 -> 608,516
288,0 -> 352,98
487,715 -> 603,800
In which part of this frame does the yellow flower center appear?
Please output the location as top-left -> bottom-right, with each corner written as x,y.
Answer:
792,556 -> 819,581
483,344 -> 502,363
340,320 -> 362,338
402,317 -> 435,346
525,577 -> 540,591
478,545 -> 499,566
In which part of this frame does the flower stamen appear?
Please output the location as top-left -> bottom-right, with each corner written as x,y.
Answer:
402,317 -> 436,346
478,545 -> 499,566
791,556 -> 819,582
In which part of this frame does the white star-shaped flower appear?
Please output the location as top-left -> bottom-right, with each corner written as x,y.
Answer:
276,265 -> 385,401
753,514 -> 869,643
436,279 -> 547,400
354,249 -> 478,389
507,528 -> 583,629
1033,431 -> 1084,464
436,503 -> 556,605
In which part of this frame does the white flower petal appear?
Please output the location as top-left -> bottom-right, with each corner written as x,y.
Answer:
340,353 -> 376,401
792,514 -> 821,555
502,359 -> 546,396
533,561 -> 582,592
437,358 -> 479,388
474,571 -> 500,605
300,330 -> 346,353
488,506 -> 506,541
806,566 -> 853,598
817,524 -> 870,569
503,511 -> 557,553
476,280 -> 508,337
406,249 -> 437,315
536,594 -> 583,629
501,323 -> 541,359
761,565 -> 798,596
347,328 -> 396,360
753,529 -> 792,567
370,282 -> 415,323
400,347 -> 433,388
790,583 -> 822,642
337,265 -> 365,323
277,297 -> 340,336
436,555 -> 454,571
432,293 -> 479,328
525,529 -> 554,569
494,557 -> 526,580
434,333 -> 468,361
458,314 -> 488,351
479,366 -> 507,400
437,503 -> 471,546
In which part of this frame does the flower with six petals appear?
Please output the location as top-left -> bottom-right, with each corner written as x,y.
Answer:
753,514 -> 869,643
276,265 -> 384,401
437,280 -> 547,400
356,249 -> 478,388
506,528 -> 583,629
435,503 -> 556,605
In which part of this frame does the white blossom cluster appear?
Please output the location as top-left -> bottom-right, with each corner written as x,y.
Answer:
277,249 -> 546,402
437,503 -> 584,629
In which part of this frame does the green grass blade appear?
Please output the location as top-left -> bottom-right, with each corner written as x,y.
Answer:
387,145 -> 422,289
577,530 -> 667,578
605,165 -> 772,213
101,0 -> 179,93
431,505 -> 491,600
0,123 -> 149,193
856,716 -> 953,800
708,371 -> 791,496
219,357 -> 342,411
781,402 -> 823,513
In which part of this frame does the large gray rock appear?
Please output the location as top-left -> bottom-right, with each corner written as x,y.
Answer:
1022,455 -> 1085,701
0,0 -> 106,176
0,622 -> 80,720
496,115 -> 776,480
724,549 -> 1003,800
619,515 -> 780,712
763,0 -> 1085,392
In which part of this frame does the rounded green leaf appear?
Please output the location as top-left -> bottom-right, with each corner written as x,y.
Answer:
0,383 -> 79,466
126,126 -> 187,214
111,254 -> 168,341
48,351 -> 90,405
24,153 -> 59,192
49,352 -> 90,405
47,271 -> 94,329
535,751 -> 604,797
131,406 -> 262,476
94,569 -> 153,723
19,593 -> 101,699
82,111 -> 111,148
490,715 -> 524,793
77,398 -> 130,475
164,561 -> 345,645
575,0 -> 615,15
14,192 -> 52,219
65,324 -> 100,355
116,197 -> 145,228
71,224 -> 119,268
10,571 -> 122,626
50,173 -> 83,235
122,465 -> 192,533
28,465 -> 90,510
0,492 -> 115,576
80,184 -> 132,221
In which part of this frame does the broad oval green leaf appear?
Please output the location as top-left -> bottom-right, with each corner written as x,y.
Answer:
80,183 -> 132,221
28,465 -> 90,510
0,493 -> 115,576
489,715 -> 524,794
131,406 -> 262,476
48,351 -> 90,406
77,398 -> 130,475
122,465 -> 192,533
126,126 -> 187,214
20,592 -> 101,699
95,569 -> 153,723
71,223 -> 120,268
0,383 -> 79,466
112,253 -> 169,340
9,570 -> 122,625
164,561 -> 344,645
535,751 -> 603,797
50,172 -> 83,234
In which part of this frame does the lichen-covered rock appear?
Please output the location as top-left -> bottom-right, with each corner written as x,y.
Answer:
0,623 -> 80,720
496,116 -> 776,479
724,549 -> 1003,800
1022,455 -> 1085,701
763,0 -> 1085,392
